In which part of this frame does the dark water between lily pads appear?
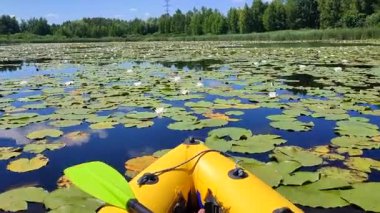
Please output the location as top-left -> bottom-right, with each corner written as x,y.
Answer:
0,55 -> 379,213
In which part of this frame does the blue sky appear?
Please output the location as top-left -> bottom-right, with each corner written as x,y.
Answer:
0,0 -> 261,24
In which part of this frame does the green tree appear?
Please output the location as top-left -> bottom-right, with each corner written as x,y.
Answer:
158,14 -> 171,34
209,10 -> 227,34
171,9 -> 186,34
238,4 -> 254,33
0,15 -> 20,34
21,18 -> 51,35
189,9 -> 203,35
263,0 -> 287,31
227,8 -> 239,33
318,0 -> 343,28
251,0 -> 266,32
286,0 -> 319,29
184,11 -> 194,35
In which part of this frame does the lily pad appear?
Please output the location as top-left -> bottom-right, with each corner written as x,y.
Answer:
0,147 -> 22,160
270,120 -> 314,132
208,127 -> 252,140
44,187 -> 104,213
318,167 -> 368,183
26,129 -> 63,140
343,157 -> 380,173
89,122 -> 118,130
340,182 -> 380,212
49,120 -> 82,128
125,155 -> 157,178
277,185 -> 348,208
23,141 -> 65,154
0,187 -> 48,212
282,171 -> 320,186
271,146 -> 323,167
7,154 -> 49,173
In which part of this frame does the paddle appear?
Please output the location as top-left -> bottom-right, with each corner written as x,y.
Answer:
64,161 -> 152,213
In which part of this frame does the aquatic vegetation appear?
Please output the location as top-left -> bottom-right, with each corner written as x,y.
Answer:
0,41 -> 379,212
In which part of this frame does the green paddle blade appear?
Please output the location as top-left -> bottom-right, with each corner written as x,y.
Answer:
64,161 -> 135,210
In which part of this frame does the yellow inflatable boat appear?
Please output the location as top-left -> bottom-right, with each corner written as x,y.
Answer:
98,139 -> 302,213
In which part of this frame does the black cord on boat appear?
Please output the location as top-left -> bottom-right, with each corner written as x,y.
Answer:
153,149 -> 221,176
137,149 -> 222,186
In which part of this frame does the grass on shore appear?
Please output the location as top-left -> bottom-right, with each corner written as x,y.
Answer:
0,27 -> 379,43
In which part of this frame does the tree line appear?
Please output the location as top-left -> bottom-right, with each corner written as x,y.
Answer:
0,0 -> 379,38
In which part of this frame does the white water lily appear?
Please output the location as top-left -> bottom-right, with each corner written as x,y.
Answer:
299,65 -> 306,70
334,67 -> 342,72
196,82 -> 204,87
64,81 -> 74,86
155,107 -> 166,115
127,69 -> 133,73
181,89 -> 189,95
134,82 -> 142,86
269,91 -> 277,98
254,62 -> 260,66
341,59 -> 349,64
172,76 -> 181,83
19,80 -> 28,85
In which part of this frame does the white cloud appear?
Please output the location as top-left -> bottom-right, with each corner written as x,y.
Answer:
45,13 -> 59,19
129,8 -> 138,12
144,12 -> 151,17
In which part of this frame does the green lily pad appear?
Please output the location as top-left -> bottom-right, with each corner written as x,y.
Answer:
277,185 -> 348,208
340,182 -> 380,212
205,136 -> 232,152
336,120 -> 380,137
270,120 -> 314,132
185,101 -> 213,108
271,146 -> 323,167
125,112 -> 157,120
343,157 -> 380,173
89,122 -> 118,130
208,127 -> 253,140
49,120 -> 82,128
0,187 -> 48,212
7,154 -> 49,173
168,120 -> 202,131
318,167 -> 368,183
331,136 -> 380,149
44,187 -> 104,213
306,177 -> 350,190
23,141 -> 65,154
282,171 -> 320,186
231,135 -> 285,154
245,161 -> 301,187
26,129 -> 63,140
0,147 -> 22,160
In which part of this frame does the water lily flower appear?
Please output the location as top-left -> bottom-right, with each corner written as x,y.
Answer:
64,81 -> 74,86
269,91 -> 277,98
155,107 -> 166,115
127,69 -> 133,73
172,76 -> 181,83
181,89 -> 189,95
196,82 -> 204,87
334,67 -> 342,72
341,59 -> 349,64
254,62 -> 260,66
19,80 -> 28,85
134,82 -> 142,86
299,65 -> 306,70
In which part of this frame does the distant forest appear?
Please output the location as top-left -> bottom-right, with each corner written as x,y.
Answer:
0,0 -> 379,38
